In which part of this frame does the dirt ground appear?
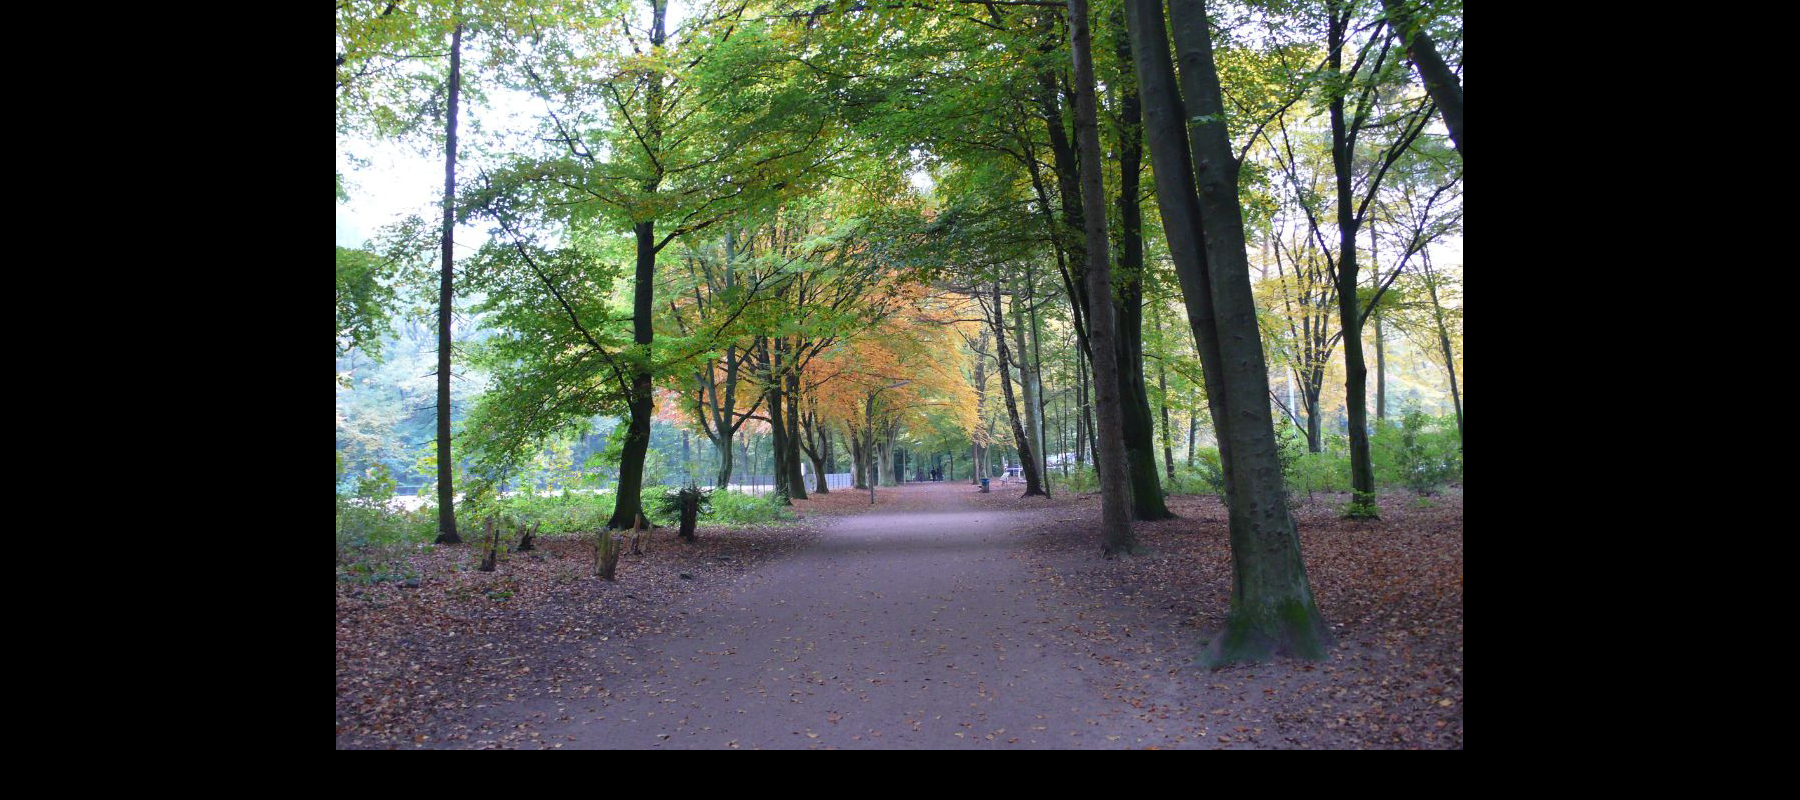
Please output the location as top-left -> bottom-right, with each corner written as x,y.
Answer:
336,480 -> 1462,749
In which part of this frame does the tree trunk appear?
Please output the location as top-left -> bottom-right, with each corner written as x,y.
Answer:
992,281 -> 1045,496
1155,309 -> 1175,482
433,20 -> 464,545
1122,0 -> 1236,503
1422,251 -> 1462,442
607,1 -> 666,530
1379,0 -> 1461,155
784,365 -> 807,499
1164,0 -> 1330,665
1012,277 -> 1049,496
1186,412 -> 1198,467
1327,5 -> 1378,515
1111,27 -> 1173,521
1068,0 -> 1135,556
607,220 -> 657,530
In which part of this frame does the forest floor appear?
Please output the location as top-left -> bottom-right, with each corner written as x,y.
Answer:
336,480 -> 1462,749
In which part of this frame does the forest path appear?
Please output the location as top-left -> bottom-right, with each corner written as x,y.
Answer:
507,481 -> 1172,749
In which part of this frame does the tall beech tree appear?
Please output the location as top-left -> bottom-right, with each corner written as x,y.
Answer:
1126,0 -> 1330,665
466,0 -> 845,527
1066,0 -> 1135,556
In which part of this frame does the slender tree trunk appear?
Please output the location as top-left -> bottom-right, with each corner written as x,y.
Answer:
1327,5 -> 1378,515
785,366 -> 807,499
993,281 -> 1045,496
1013,277 -> 1048,496
716,430 -> 735,490
1164,0 -> 1330,665
607,0 -> 666,530
433,19 -> 464,545
1155,308 -> 1175,482
1028,269 -> 1050,489
1379,0 -> 1461,155
1074,353 -> 1088,469
849,427 -> 867,490
1422,252 -> 1462,442
1186,412 -> 1198,467
1068,0 -> 1134,556
972,329 -> 988,485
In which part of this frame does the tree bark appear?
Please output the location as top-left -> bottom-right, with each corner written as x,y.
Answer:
1155,308 -> 1176,482
1326,4 -> 1379,514
1068,0 -> 1135,556
992,281 -> 1045,496
433,20 -> 464,545
1111,24 -> 1173,520
1422,250 -> 1462,442
607,220 -> 657,529
1379,0 -> 1461,155
784,361 -> 807,499
1122,0 -> 1236,501
607,0 -> 667,530
1164,0 -> 1331,665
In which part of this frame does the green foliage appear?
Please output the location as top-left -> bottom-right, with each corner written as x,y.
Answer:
653,484 -> 713,520
1374,410 -> 1462,495
1192,448 -> 1228,500
703,490 -> 794,526
336,462 -> 436,574
1060,466 -> 1100,495
489,487 -> 608,537
336,246 -> 398,360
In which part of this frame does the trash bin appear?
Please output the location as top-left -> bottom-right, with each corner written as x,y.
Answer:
980,478 -> 990,493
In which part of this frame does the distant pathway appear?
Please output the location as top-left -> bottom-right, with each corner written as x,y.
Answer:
509,482 -> 1172,749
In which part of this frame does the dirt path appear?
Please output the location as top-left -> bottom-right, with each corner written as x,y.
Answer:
482,482 -> 1177,749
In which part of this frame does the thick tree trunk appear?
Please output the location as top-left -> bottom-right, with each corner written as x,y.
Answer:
1165,0 -> 1330,665
607,221 -> 657,530
715,429 -> 734,491
1110,32 -> 1173,521
433,21 -> 463,545
1379,0 -> 1461,155
1122,0 -> 1236,502
1068,0 -> 1135,556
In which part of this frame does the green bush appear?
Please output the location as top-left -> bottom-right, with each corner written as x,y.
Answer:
336,463 -> 435,571
704,489 -> 794,525
1373,410 -> 1462,494
1058,465 -> 1100,494
490,488 -> 611,536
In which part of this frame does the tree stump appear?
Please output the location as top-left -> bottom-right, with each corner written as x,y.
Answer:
478,517 -> 499,572
595,530 -> 621,581
516,521 -> 540,552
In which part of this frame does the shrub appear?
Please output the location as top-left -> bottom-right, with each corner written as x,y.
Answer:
1373,410 -> 1462,494
1060,465 -> 1100,494
704,489 -> 794,525
336,463 -> 435,573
